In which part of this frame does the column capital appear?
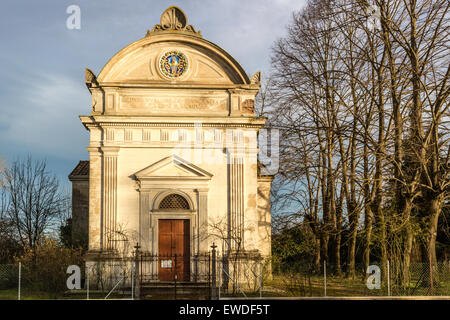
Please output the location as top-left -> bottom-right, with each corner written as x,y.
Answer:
86,146 -> 102,154
101,146 -> 120,156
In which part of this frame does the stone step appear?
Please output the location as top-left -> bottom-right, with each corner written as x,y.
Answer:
141,281 -> 210,287
139,282 -> 212,300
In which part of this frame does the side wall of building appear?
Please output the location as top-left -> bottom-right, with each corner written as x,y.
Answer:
70,178 -> 89,247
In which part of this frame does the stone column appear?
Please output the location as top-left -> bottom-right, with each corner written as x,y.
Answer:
101,146 -> 119,251
86,146 -> 103,252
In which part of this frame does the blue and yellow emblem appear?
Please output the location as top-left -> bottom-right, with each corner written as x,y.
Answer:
160,51 -> 188,78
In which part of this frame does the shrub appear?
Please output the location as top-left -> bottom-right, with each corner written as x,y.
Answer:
16,238 -> 84,297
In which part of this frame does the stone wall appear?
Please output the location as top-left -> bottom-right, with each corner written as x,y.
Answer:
69,161 -> 89,248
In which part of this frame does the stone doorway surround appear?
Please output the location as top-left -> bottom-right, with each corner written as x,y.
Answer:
133,155 -> 212,257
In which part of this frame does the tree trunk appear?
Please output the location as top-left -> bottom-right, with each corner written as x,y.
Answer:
402,197 -> 414,288
315,237 -> 321,272
427,196 -> 443,285
335,189 -> 344,276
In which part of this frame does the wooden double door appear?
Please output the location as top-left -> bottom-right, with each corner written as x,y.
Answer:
158,219 -> 190,281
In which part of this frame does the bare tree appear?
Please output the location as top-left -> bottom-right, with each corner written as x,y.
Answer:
207,216 -> 262,294
1,156 -> 65,250
265,0 -> 449,286
0,156 -> 6,219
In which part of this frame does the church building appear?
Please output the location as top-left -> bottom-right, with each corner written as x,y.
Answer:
69,6 -> 273,282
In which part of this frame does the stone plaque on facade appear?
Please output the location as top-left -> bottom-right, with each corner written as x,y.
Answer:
119,95 -> 227,112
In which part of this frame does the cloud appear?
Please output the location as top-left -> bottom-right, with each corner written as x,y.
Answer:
164,0 -> 307,77
0,0 -> 306,179
0,71 -> 90,160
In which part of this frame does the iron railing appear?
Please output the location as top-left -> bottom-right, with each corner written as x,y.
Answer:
139,253 -> 211,284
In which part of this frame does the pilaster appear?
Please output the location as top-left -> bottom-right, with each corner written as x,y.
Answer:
227,153 -> 245,250
196,188 -> 209,253
86,146 -> 102,252
101,146 -> 120,251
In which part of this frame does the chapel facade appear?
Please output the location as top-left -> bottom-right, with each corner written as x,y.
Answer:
69,6 -> 273,281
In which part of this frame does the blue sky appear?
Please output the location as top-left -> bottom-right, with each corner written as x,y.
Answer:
0,0 -> 306,187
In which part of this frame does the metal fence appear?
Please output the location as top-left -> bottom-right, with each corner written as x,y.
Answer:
1,259 -> 448,299
0,263 -> 20,299
85,259 -> 135,298
389,261 -> 450,296
217,254 -> 265,298
0,260 -> 136,300
261,261 -> 450,298
139,253 -> 211,284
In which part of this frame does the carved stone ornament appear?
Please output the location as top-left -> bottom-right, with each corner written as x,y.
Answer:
85,68 -> 98,88
134,179 -> 141,191
146,6 -> 202,37
242,99 -> 255,114
250,71 -> 261,85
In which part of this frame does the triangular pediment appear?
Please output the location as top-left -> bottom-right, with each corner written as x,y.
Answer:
134,155 -> 213,180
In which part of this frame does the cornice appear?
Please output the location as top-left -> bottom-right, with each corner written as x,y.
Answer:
97,122 -> 264,129
96,82 -> 261,91
80,115 -> 267,129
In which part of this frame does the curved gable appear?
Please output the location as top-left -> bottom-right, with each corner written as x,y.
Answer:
85,6 -> 261,117
97,33 -> 250,85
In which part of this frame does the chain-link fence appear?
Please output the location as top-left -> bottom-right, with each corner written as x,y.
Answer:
217,254 -> 267,298
0,261 -> 135,300
259,261 -> 450,298
86,259 -> 135,294
0,264 -> 19,299
389,261 -> 450,296
1,260 -> 448,299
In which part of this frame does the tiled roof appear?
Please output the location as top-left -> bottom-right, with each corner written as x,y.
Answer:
69,161 -> 89,178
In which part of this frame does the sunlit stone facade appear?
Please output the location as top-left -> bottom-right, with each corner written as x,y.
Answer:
71,7 -> 273,272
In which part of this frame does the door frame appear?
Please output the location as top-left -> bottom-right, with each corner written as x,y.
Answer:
151,212 -> 195,257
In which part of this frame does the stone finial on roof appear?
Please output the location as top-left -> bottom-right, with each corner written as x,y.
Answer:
146,6 -> 202,38
85,68 -> 98,88
250,71 -> 261,85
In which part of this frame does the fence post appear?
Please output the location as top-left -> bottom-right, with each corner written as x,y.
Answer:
429,254 -> 434,295
324,260 -> 327,297
18,262 -> 21,300
86,264 -> 90,300
387,260 -> 390,296
218,260 -> 221,300
259,261 -> 262,298
131,265 -> 134,300
134,243 -> 141,300
211,243 -> 217,300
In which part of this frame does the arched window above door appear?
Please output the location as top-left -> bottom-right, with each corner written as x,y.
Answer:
158,194 -> 190,210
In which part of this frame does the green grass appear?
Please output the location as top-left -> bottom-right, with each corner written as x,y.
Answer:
215,273 -> 450,298
259,274 -> 450,297
0,288 -> 57,300
1,274 -> 448,299
0,288 -> 130,300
